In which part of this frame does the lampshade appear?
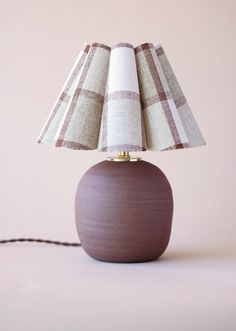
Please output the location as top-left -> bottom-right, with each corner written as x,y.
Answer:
38,42 -> 205,151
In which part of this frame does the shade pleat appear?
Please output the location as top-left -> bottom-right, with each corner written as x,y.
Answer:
37,43 -> 90,145
155,44 -> 206,148
135,43 -> 190,151
54,43 -> 110,150
98,43 -> 146,152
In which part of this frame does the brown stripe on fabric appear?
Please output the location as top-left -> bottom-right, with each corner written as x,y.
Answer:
142,45 -> 183,146
38,92 -> 67,143
84,44 -> 90,53
135,43 -> 154,54
56,140 -> 92,150
79,88 -> 104,103
140,111 -> 147,150
91,43 -> 111,51
162,100 -> 184,148
64,45 -> 90,95
55,46 -> 97,146
104,91 -> 140,103
155,46 -> 164,56
101,144 -> 146,152
175,95 -> 187,108
141,92 -> 172,110
112,43 -> 134,49
162,142 -> 188,151
77,47 -> 97,89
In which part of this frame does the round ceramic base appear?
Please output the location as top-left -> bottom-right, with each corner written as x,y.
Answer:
75,160 -> 173,263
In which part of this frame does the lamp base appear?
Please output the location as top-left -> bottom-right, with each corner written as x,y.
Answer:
75,160 -> 173,263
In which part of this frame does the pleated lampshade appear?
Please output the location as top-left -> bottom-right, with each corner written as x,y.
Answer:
38,42 -> 205,151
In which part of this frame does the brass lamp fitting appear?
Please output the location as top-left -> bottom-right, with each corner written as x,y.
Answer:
107,151 -> 141,162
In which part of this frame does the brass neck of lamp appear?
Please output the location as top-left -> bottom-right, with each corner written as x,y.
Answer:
107,151 -> 141,162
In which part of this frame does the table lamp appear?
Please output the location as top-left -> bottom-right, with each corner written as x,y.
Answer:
38,42 -> 206,263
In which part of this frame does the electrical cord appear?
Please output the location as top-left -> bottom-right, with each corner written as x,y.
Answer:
0,238 -> 81,247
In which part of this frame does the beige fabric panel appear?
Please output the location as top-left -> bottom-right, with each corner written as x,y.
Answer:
155,44 -> 206,148
98,44 -> 146,151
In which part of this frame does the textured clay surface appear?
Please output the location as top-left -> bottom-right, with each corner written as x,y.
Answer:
75,160 -> 173,263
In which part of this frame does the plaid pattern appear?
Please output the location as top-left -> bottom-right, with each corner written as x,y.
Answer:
37,43 -> 90,145
38,43 -> 110,150
38,42 -> 205,152
98,43 -> 146,151
155,44 -> 206,149
135,43 -> 190,151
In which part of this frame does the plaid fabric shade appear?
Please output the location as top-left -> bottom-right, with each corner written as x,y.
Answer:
38,42 -> 206,151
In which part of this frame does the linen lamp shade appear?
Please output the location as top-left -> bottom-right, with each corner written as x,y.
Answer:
38,42 -> 205,151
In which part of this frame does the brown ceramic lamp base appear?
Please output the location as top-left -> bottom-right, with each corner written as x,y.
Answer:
75,155 -> 173,263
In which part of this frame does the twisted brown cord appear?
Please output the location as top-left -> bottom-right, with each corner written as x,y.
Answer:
0,238 -> 81,247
